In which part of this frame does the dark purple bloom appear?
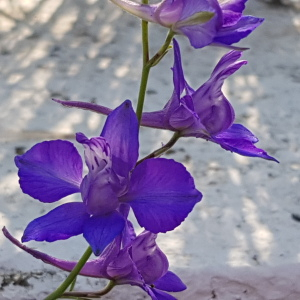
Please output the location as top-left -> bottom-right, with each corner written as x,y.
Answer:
143,39 -> 278,162
54,42 -> 277,162
3,226 -> 186,300
15,100 -> 202,255
109,0 -> 263,49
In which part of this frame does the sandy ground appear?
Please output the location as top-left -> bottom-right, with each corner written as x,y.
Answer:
0,0 -> 300,299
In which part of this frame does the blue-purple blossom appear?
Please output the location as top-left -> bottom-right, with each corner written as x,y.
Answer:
109,0 -> 263,49
53,41 -> 277,162
142,39 -> 278,162
3,226 -> 186,300
15,100 -> 202,255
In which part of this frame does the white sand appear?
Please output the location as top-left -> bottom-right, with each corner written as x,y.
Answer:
0,0 -> 300,299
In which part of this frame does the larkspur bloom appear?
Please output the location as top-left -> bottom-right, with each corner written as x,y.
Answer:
53,41 -> 278,162
3,225 -> 186,300
142,39 -> 278,161
109,0 -> 264,49
15,100 -> 202,255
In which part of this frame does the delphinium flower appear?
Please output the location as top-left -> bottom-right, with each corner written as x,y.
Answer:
3,224 -> 186,300
109,0 -> 264,49
53,40 -> 278,162
142,39 -> 278,161
15,100 -> 202,256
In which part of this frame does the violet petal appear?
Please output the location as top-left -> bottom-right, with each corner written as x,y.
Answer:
220,0 -> 247,13
176,0 -> 222,49
220,0 -> 247,26
80,169 -> 119,216
192,50 -> 247,135
212,124 -> 279,162
110,0 -> 158,23
83,211 -> 125,256
131,231 -> 169,284
101,100 -> 139,177
15,140 -> 83,203
153,271 -> 186,292
145,286 -> 178,300
214,15 -> 264,45
52,98 -> 112,115
122,158 -> 202,233
3,227 -> 119,278
22,202 -> 89,243
106,247 -> 137,282
172,39 -> 186,98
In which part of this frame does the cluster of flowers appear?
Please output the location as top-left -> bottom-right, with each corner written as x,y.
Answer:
3,0 -> 277,299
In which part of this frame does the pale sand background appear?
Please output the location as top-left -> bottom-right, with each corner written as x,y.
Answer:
0,1 -> 300,299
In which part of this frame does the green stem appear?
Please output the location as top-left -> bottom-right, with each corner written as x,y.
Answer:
148,30 -> 175,67
62,280 -> 116,298
136,64 -> 151,124
141,0 -> 149,65
136,29 -> 175,124
137,132 -> 180,166
59,296 -> 91,300
44,247 -> 93,300
136,0 -> 150,124
69,276 -> 77,292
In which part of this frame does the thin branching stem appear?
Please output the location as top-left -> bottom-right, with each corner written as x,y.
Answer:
44,247 -> 93,300
62,280 -> 116,299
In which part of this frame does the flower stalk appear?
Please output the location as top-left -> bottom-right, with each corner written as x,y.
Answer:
137,132 -> 180,165
44,247 -> 93,300
136,16 -> 175,123
62,280 -> 116,298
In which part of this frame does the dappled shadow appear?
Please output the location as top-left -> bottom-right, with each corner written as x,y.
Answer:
0,0 -> 300,298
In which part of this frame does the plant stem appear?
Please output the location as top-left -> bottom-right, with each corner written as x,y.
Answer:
136,0 -> 150,124
137,132 -> 180,165
62,280 -> 116,298
69,276 -> 77,292
59,296 -> 91,300
136,27 -> 175,124
148,30 -> 174,67
141,0 -> 149,65
44,247 -> 93,300
136,64 -> 151,124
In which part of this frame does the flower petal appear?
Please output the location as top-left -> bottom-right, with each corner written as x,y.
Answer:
3,227 -> 119,278
178,18 -> 218,49
109,0 -> 158,23
153,271 -> 186,292
52,98 -> 112,115
175,0 -> 222,49
220,0 -> 247,13
22,202 -> 89,243
76,133 -> 112,174
213,15 -> 264,45
122,158 -> 202,233
15,140 -> 83,203
145,286 -> 178,300
101,100 -> 139,177
172,39 -> 186,98
122,219 -> 136,248
220,0 -> 247,26
83,211 -> 125,256
80,172 -> 119,215
192,50 -> 246,135
212,124 -> 279,162
132,231 -> 169,284
106,247 -> 139,283
141,110 -> 170,130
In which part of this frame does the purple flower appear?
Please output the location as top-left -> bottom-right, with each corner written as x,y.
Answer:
15,100 -> 202,255
143,39 -> 278,162
54,42 -> 277,162
3,226 -> 186,300
109,0 -> 263,49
